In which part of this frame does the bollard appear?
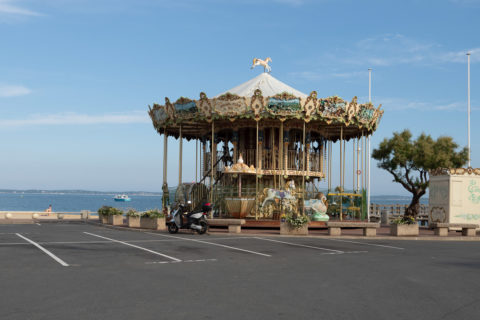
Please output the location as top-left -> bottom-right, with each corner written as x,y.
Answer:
381,209 -> 388,225
81,210 -> 90,220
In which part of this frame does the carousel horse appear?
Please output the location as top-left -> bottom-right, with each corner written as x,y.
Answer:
251,57 -> 272,73
261,180 -> 296,208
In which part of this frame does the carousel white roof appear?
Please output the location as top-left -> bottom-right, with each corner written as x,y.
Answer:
215,72 -> 308,98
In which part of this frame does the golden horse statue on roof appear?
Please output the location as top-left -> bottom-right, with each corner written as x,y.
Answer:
251,57 -> 272,73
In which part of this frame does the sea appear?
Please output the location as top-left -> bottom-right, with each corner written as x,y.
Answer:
0,192 -> 429,212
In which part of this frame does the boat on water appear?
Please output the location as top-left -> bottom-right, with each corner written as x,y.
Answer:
113,194 -> 131,202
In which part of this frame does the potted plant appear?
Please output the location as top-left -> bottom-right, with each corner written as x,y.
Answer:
107,207 -> 124,225
280,213 -> 309,235
390,216 -> 419,236
97,206 -> 111,224
126,209 -> 141,228
140,209 -> 166,230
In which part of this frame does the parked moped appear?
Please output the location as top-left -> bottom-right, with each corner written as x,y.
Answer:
166,202 -> 211,234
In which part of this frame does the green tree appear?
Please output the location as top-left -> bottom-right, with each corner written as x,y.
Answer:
372,130 -> 468,217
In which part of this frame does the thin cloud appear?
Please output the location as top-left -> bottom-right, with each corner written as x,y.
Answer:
0,0 -> 42,16
303,34 -> 478,69
377,97 -> 477,111
439,48 -> 480,63
0,85 -> 31,97
290,70 -> 366,81
0,111 -> 151,127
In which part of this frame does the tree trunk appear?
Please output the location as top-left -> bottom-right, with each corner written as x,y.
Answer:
405,193 -> 422,217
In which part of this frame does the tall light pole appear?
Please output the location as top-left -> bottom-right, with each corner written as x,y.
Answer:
367,68 -> 372,221
467,52 -> 471,167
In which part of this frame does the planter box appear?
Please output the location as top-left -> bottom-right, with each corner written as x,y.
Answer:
108,215 -> 124,226
390,224 -> 419,236
140,217 -> 166,230
127,216 -> 141,228
99,214 -> 108,224
280,222 -> 308,235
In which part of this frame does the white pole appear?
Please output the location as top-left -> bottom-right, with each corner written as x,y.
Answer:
367,68 -> 372,221
467,53 -> 471,167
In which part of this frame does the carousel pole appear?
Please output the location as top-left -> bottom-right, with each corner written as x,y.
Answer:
256,121 -> 259,220
280,121 -> 284,187
302,121 -> 306,215
179,125 -> 183,187
328,141 -> 332,191
340,127 -> 343,221
361,132 -> 364,191
202,140 -> 206,179
272,127 -> 276,190
306,130 -> 311,178
361,131 -> 365,220
210,121 -> 214,207
365,134 -> 368,219
352,138 -> 355,193
163,127 -> 168,208
343,133 -> 346,191
364,134 -> 367,192
356,137 -> 360,193
195,138 -> 198,183
284,130 -> 289,179
163,128 -> 168,186
320,140 -> 324,178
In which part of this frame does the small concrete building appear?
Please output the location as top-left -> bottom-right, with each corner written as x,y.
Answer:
429,168 -> 480,227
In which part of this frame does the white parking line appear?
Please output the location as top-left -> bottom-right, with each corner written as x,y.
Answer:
15,233 -> 69,267
254,237 -> 344,253
324,238 -> 405,250
146,259 -> 217,265
150,233 -> 271,257
0,237 -> 257,246
84,232 -> 182,262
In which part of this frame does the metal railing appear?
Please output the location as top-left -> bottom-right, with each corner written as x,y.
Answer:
369,204 -> 429,225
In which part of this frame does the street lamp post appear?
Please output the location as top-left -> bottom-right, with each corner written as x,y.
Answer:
367,68 -> 372,221
467,53 -> 471,167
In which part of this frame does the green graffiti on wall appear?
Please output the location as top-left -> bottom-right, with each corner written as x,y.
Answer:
455,214 -> 480,221
468,180 -> 480,204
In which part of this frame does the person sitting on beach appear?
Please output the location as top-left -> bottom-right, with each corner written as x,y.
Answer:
45,204 -> 52,213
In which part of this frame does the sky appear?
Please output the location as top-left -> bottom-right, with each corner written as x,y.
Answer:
0,0 -> 479,195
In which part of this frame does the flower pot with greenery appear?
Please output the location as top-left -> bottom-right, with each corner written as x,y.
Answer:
97,206 -> 111,224
107,207 -> 124,225
390,216 -> 419,236
280,213 -> 309,235
126,209 -> 141,228
140,209 -> 166,230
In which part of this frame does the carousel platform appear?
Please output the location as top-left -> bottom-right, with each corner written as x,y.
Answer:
210,219 -> 329,229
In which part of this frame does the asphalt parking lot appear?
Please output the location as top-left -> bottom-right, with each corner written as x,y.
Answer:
1,222 -> 480,320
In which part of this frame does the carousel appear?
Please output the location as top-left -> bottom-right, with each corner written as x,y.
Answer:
148,59 -> 383,223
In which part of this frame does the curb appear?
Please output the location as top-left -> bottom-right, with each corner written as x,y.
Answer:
85,221 -> 480,242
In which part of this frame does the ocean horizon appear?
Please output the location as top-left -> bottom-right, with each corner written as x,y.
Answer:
0,190 -> 428,212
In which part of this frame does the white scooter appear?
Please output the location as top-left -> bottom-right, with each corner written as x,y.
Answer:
166,201 -> 211,234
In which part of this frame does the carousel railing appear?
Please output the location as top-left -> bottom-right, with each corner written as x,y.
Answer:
309,152 -> 322,172
286,150 -> 303,170
205,150 -> 324,174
